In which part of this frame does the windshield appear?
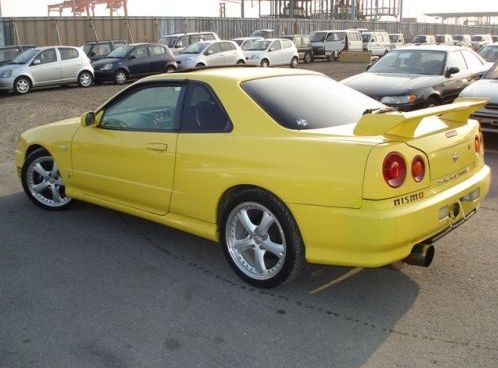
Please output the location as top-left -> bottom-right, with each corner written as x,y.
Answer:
414,35 -> 427,43
248,40 -> 272,51
362,34 -> 372,43
180,42 -> 208,54
389,35 -> 399,42
483,62 -> 498,79
10,48 -> 39,64
242,75 -> 383,130
471,35 -> 484,42
159,36 -> 178,48
107,46 -> 133,58
436,36 -> 445,43
454,35 -> 464,41
233,39 -> 243,46
310,32 -> 327,42
250,30 -> 272,38
369,50 -> 446,75
479,46 -> 498,62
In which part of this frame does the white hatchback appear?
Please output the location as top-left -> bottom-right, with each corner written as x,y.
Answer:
244,39 -> 299,67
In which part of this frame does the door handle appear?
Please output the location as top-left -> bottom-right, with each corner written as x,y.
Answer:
146,143 -> 168,152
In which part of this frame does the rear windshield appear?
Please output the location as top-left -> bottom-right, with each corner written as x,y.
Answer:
241,75 -> 384,130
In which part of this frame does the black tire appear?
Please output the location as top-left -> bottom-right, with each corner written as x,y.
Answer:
78,70 -> 93,87
21,148 -> 74,211
195,63 -> 205,68
304,52 -> 313,64
165,65 -> 176,73
220,188 -> 306,288
426,96 -> 440,108
260,59 -> 270,68
290,56 -> 299,68
114,69 -> 128,85
14,76 -> 32,95
236,59 -> 245,65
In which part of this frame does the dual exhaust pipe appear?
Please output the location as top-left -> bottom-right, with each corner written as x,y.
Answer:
404,243 -> 435,267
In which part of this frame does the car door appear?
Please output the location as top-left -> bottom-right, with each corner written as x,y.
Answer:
29,48 -> 61,86
269,40 -> 283,65
148,45 -> 167,73
221,42 -> 238,64
58,48 -> 82,82
71,83 -> 185,215
461,49 -> 488,80
127,45 -> 150,76
204,42 -> 224,66
441,50 -> 469,103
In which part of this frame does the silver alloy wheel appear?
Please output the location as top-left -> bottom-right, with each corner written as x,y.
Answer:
16,78 -> 30,94
26,156 -> 71,208
79,71 -> 92,87
115,71 -> 127,84
225,202 -> 286,280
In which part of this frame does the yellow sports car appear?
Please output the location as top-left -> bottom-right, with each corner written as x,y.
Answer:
15,67 -> 490,287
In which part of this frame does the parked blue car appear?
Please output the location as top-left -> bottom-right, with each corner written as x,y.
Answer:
92,43 -> 177,84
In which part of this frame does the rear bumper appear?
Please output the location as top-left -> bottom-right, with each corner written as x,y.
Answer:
289,164 -> 491,267
94,70 -> 116,82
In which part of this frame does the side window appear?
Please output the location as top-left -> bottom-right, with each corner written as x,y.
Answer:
271,41 -> 282,51
59,48 -> 79,60
326,33 -> 334,41
179,36 -> 190,48
206,43 -> 223,55
114,41 -> 126,48
149,46 -> 166,56
447,51 -> 468,72
284,40 -> 293,48
92,43 -> 111,57
221,42 -> 235,51
303,35 -> 310,45
180,84 -> 231,133
36,49 -> 57,64
203,33 -> 216,41
100,85 -> 184,131
191,35 -> 202,44
461,50 -> 484,69
130,46 -> 148,59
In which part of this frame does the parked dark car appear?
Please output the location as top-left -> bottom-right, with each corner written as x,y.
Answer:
282,34 -> 313,63
92,43 -> 177,85
0,45 -> 36,66
82,40 -> 127,61
341,46 -> 490,111
478,43 -> 498,63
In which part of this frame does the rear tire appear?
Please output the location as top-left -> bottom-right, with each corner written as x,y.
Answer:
114,69 -> 128,85
290,56 -> 299,68
304,52 -> 313,64
236,59 -> 245,65
78,70 -> 93,87
220,188 -> 306,288
426,96 -> 439,108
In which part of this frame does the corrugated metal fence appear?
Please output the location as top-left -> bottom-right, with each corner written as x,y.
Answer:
0,16 -> 497,47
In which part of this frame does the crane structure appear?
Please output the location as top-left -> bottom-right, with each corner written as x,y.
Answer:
47,0 -> 128,16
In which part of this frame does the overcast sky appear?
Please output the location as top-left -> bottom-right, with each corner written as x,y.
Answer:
0,0 -> 496,19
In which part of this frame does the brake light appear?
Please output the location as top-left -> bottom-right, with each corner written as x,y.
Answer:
474,135 -> 481,155
383,152 -> 406,188
411,156 -> 425,182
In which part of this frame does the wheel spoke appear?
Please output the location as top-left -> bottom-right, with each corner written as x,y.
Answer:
49,161 -> 58,178
32,180 -> 50,193
257,211 -> 274,235
254,248 -> 268,274
50,185 -> 63,203
233,237 -> 254,253
33,163 -> 50,179
237,209 -> 256,234
261,239 -> 284,258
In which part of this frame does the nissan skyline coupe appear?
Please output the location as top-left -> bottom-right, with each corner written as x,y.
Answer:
15,67 -> 490,287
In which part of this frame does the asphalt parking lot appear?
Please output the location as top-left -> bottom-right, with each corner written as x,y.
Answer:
1,61 -> 497,368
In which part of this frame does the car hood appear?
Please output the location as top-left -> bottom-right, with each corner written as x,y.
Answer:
91,57 -> 121,67
0,63 -> 25,74
341,72 -> 442,97
460,79 -> 498,103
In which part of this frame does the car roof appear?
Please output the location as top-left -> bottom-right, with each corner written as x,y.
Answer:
142,67 -> 319,84
167,32 -> 216,36
392,45 -> 464,52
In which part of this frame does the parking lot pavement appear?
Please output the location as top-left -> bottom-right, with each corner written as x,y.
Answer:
1,63 -> 497,368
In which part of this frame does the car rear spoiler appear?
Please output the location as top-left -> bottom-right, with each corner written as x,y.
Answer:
354,98 -> 488,138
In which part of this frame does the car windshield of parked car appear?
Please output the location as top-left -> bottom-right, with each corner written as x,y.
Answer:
107,46 -> 133,58
242,75 -> 384,130
180,42 -> 208,54
310,32 -> 327,42
368,50 -> 446,75
483,62 -> 498,79
159,36 -> 178,48
362,34 -> 372,42
436,36 -> 446,43
479,46 -> 498,62
248,40 -> 272,51
10,48 -> 39,64
472,35 -> 484,42
233,39 -> 243,46
453,35 -> 464,41
414,35 -> 427,43
389,34 -> 398,42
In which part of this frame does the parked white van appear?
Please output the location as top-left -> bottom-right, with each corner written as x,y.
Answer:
389,33 -> 404,49
159,32 -> 219,54
362,31 -> 391,56
413,35 -> 436,45
310,29 -> 362,60
471,34 -> 493,50
453,34 -> 472,48
435,34 -> 454,45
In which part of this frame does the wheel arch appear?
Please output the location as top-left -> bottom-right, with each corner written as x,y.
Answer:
25,144 -> 49,161
14,74 -> 34,87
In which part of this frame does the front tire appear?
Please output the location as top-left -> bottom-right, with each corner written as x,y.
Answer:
114,69 -> 128,85
260,59 -> 270,68
14,76 -> 31,94
21,148 -> 73,211
236,59 -> 245,65
78,70 -> 93,87
220,189 -> 305,288
304,52 -> 313,64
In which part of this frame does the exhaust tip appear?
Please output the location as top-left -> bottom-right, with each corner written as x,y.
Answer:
404,244 -> 435,267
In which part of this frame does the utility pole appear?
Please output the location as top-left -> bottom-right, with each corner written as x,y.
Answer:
241,0 -> 245,18
351,0 -> 356,20
0,0 -> 3,17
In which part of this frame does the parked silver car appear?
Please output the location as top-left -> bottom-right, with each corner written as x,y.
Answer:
0,46 -> 94,94
459,61 -> 498,133
175,40 -> 245,70
244,38 -> 299,67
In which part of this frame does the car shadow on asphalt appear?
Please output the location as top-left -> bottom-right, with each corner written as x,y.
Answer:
0,192 -> 420,368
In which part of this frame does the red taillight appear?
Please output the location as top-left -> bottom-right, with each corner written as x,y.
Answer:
474,135 -> 481,154
411,156 -> 425,182
383,152 -> 406,188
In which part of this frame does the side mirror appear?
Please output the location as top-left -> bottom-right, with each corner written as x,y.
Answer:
81,111 -> 96,127
269,47 -> 274,52
205,49 -> 213,56
176,42 -> 183,48
128,54 -> 136,60
365,64 -> 373,71
445,66 -> 460,77
32,59 -> 41,66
